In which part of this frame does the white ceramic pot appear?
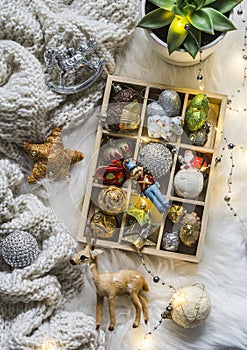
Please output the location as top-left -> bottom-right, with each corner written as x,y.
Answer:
140,0 -> 228,66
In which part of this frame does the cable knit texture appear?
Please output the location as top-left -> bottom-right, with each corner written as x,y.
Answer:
0,0 -> 139,167
0,159 -> 105,350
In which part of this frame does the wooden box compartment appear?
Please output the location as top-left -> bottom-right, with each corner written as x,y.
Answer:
77,75 -> 227,262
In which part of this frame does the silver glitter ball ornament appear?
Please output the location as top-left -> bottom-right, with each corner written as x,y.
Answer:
2,231 -> 39,269
138,143 -> 173,179
159,90 -> 182,117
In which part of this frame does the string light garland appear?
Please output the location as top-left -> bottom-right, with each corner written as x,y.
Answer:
227,3 -> 247,113
215,134 -> 247,230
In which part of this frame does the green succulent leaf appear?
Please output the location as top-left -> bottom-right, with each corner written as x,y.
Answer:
210,0 -> 243,14
172,5 -> 187,17
137,8 -> 174,29
204,0 -> 216,5
149,0 -> 174,10
203,8 -> 236,31
183,27 -> 201,58
189,8 -> 214,34
167,17 -> 189,54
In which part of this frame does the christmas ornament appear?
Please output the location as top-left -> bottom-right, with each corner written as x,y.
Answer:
185,93 -> 209,132
123,206 -> 158,250
23,128 -> 84,183
168,205 -> 187,223
174,150 -> 207,199
1,231 -> 39,269
158,90 -> 182,117
70,244 -> 149,331
129,194 -> 153,212
189,122 -> 210,146
122,233 -> 156,250
101,139 -> 133,164
179,212 -> 201,247
147,101 -> 166,116
126,205 -> 150,227
97,186 -> 127,215
147,115 -> 183,142
161,231 -> 180,251
95,160 -> 126,186
138,143 -> 173,179
123,158 -> 170,213
174,168 -> 204,198
161,284 -> 211,328
44,38 -> 105,95
89,211 -> 117,239
106,87 -> 141,131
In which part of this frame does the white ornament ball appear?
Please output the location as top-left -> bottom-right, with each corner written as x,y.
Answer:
170,284 -> 211,328
2,231 -> 39,269
174,169 -> 204,198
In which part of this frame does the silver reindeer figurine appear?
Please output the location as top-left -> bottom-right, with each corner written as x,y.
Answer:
44,38 -> 105,95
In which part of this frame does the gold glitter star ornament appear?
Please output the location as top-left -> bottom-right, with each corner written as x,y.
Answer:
23,127 -> 84,183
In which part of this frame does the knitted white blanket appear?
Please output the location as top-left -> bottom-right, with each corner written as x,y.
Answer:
0,0 -> 139,349
0,0 -> 139,168
0,159 -> 105,349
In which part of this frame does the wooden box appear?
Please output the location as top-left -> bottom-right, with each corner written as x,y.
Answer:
77,75 -> 227,263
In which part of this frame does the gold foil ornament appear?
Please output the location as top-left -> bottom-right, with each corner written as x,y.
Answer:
97,186 -> 127,215
179,212 -> 201,247
119,100 -> 141,130
90,211 -> 117,239
168,205 -> 187,223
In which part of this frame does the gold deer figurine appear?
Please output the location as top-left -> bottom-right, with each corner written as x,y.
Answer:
70,244 -> 149,331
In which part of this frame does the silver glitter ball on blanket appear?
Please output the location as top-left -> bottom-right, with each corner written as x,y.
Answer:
159,90 -> 181,117
138,143 -> 172,179
2,231 -> 39,269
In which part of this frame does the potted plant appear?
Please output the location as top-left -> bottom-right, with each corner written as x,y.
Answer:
137,0 -> 242,66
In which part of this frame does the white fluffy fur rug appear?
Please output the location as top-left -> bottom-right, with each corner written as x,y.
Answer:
47,5 -> 247,350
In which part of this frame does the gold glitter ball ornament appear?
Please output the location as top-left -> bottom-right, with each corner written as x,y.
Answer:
97,186 -> 127,215
162,284 -> 211,328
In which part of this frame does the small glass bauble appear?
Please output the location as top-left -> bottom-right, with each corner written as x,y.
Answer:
138,143 -> 173,179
